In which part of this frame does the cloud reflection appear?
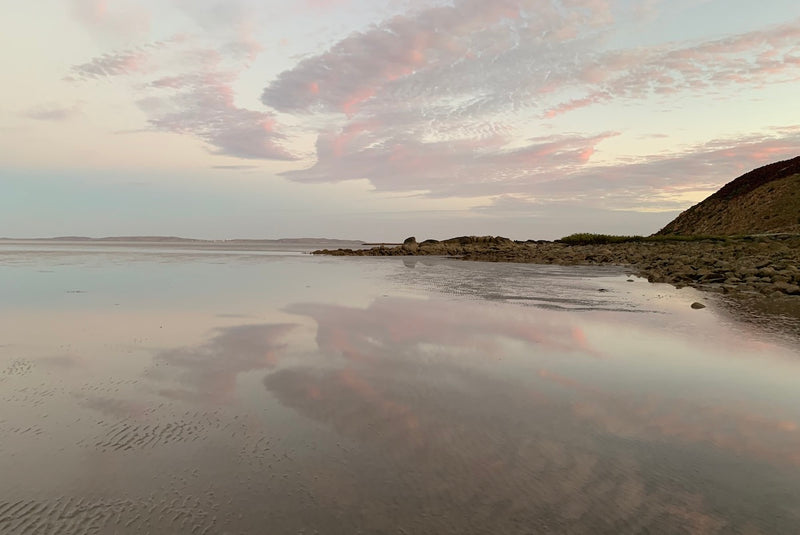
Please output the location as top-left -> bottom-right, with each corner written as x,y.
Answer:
286,296 -> 602,362
538,368 -> 800,468
151,323 -> 294,404
261,296 -> 800,532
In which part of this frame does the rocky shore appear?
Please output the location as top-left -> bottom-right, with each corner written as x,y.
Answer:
314,235 -> 800,298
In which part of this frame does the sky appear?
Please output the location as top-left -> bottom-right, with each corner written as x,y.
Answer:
1,0 -> 799,241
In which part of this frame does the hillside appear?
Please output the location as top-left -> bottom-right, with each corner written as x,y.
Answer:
656,155 -> 800,236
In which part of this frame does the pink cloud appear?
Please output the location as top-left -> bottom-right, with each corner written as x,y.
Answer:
474,128 -> 800,211
70,34 -> 297,160
283,129 -> 616,197
260,2 -> 798,203
147,70 -> 298,160
545,20 -> 800,117
261,0 -> 538,115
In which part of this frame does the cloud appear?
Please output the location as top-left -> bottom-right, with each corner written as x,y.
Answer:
283,130 -> 618,196
264,2 -> 800,123
25,104 -> 81,122
262,0 -> 613,116
259,0 -> 799,206
146,70 -> 298,160
170,0 -> 263,63
67,0 -> 800,188
70,35 -> 298,160
70,49 -> 151,79
70,0 -> 150,43
544,19 -> 800,117
458,126 -> 799,235
521,128 -> 800,204
211,164 -> 259,170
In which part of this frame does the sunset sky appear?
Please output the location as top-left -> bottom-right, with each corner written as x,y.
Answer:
2,0 -> 799,240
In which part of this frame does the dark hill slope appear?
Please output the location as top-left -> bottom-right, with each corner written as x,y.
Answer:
656,155 -> 800,236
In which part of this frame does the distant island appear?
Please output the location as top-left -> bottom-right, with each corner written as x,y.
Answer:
0,236 -> 365,246
315,156 -> 800,300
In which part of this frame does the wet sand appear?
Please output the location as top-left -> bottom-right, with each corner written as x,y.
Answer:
1,243 -> 800,533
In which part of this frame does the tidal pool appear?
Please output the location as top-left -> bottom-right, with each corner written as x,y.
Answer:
1,243 -> 799,534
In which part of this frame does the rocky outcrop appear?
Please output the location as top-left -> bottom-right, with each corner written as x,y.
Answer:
315,234 -> 800,298
316,236 -> 516,257
657,155 -> 800,236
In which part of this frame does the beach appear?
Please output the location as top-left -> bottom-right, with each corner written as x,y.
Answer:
1,241 -> 800,533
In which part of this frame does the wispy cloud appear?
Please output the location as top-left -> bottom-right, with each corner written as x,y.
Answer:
473,127 -> 800,214
145,69 -> 297,160
544,20 -> 800,117
64,0 -> 800,207
69,33 -> 297,160
283,129 -> 618,196
260,0 -> 800,205
262,0 -> 614,116
70,0 -> 150,43
25,104 -> 81,122
70,49 -> 152,80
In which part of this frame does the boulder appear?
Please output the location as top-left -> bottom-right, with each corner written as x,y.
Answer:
402,236 -> 418,253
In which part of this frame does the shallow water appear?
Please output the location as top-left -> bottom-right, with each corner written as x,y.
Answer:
1,243 -> 799,534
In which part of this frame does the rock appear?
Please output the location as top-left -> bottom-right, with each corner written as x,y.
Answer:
401,236 -> 418,253
758,266 -> 776,277
774,281 -> 800,295
314,235 -> 800,309
691,302 -> 706,309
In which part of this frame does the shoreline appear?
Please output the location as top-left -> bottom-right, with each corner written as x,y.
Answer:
314,235 -> 800,299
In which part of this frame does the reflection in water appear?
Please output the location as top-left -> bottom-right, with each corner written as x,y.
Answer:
149,323 -> 295,404
264,297 -> 800,533
286,296 -> 602,361
1,248 -> 799,533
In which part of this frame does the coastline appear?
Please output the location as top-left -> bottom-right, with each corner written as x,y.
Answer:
314,235 -> 800,300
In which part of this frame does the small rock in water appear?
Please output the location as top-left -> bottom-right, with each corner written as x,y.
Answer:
690,302 -> 706,309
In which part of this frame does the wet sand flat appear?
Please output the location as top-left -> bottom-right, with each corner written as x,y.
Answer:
1,243 -> 800,534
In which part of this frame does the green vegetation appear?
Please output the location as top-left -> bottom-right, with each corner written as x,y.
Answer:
557,233 -> 644,245
557,233 -> 729,245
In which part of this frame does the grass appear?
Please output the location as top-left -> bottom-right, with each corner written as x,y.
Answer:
557,233 -> 644,245
557,233 -> 729,245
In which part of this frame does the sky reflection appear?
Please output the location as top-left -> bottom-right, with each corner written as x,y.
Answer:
1,248 -> 799,533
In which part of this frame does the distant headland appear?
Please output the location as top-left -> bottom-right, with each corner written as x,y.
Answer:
315,156 -> 800,300
0,236 -> 365,246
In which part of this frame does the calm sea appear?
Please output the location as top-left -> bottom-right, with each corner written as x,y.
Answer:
1,241 -> 799,534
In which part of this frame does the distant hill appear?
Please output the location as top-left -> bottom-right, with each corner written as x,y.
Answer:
0,236 -> 364,245
656,155 -> 800,236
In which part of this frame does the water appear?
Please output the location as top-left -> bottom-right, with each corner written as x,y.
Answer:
1,242 -> 799,534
